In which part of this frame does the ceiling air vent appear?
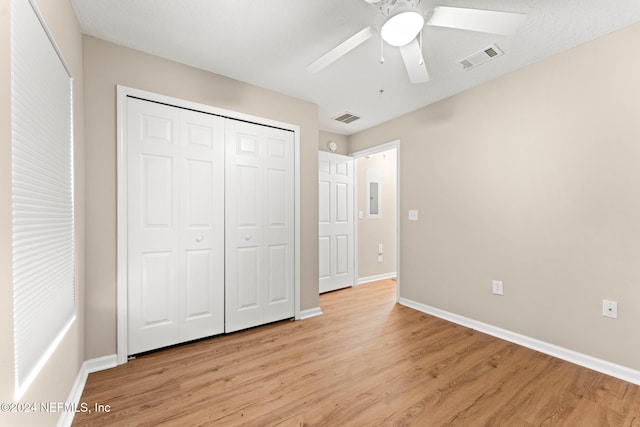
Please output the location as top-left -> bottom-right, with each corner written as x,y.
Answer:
458,44 -> 504,70
333,112 -> 361,124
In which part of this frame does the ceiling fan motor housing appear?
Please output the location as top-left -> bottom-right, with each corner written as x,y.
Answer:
369,0 -> 422,16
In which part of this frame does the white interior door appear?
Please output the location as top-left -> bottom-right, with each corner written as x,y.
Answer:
225,119 -> 295,332
127,98 -> 224,354
318,151 -> 354,293
178,109 -> 225,342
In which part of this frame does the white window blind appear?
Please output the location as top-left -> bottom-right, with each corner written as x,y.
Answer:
11,0 -> 75,399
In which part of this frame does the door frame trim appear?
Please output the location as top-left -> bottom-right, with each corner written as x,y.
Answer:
116,85 -> 301,365
350,140 -> 401,301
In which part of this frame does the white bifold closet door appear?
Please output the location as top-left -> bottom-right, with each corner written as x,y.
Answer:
127,98 -> 225,354
318,151 -> 354,293
225,119 -> 295,333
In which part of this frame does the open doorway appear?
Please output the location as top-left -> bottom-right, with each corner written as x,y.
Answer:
352,141 -> 400,298
317,140 -> 400,299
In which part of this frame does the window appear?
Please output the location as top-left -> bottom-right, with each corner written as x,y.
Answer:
11,0 -> 75,399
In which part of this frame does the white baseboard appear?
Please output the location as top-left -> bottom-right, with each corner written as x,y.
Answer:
398,297 -> 640,386
84,354 -> 118,374
57,354 -> 118,427
299,307 -> 323,320
358,272 -> 397,285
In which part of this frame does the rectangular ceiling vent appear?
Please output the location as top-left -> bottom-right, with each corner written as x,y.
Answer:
459,44 -> 504,70
333,112 -> 361,124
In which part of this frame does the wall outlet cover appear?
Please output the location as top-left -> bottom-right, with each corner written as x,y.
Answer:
602,300 -> 618,319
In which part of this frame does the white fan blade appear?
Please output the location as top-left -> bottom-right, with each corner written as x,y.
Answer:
427,6 -> 526,35
306,26 -> 377,73
399,39 -> 429,84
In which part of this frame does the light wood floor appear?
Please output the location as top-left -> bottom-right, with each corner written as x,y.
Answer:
74,279 -> 640,426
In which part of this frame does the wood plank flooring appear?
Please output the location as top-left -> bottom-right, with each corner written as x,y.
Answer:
73,279 -> 640,426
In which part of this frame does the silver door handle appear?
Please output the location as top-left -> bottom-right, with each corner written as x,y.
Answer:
245,234 -> 251,241
195,235 -> 204,242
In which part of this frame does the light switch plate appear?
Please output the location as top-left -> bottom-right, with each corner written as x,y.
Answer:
492,280 -> 504,295
408,210 -> 419,221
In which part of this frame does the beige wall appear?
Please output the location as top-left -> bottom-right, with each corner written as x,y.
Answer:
83,36 -> 320,359
356,149 -> 397,280
350,23 -> 640,370
319,130 -> 349,155
1,0 -> 85,425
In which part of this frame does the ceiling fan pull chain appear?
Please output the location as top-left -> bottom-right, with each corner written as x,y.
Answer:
380,37 -> 385,64
418,29 -> 424,65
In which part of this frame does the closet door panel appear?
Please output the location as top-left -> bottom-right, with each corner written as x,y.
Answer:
225,120 -> 294,332
178,109 -> 225,342
128,99 -> 181,354
262,131 -> 294,323
225,125 -> 264,331
128,99 -> 225,354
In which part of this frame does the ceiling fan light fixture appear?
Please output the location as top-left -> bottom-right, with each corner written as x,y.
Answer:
381,11 -> 424,47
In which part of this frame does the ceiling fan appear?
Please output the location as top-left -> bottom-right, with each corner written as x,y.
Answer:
306,0 -> 526,84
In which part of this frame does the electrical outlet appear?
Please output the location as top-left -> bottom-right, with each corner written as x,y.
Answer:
492,280 -> 504,296
602,300 -> 618,319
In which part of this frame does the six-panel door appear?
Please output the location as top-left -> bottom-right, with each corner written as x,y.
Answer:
225,119 -> 295,333
127,98 -> 225,354
318,151 -> 354,293
127,98 -> 296,354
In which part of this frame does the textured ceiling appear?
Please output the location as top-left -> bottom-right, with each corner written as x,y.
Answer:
71,0 -> 640,135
